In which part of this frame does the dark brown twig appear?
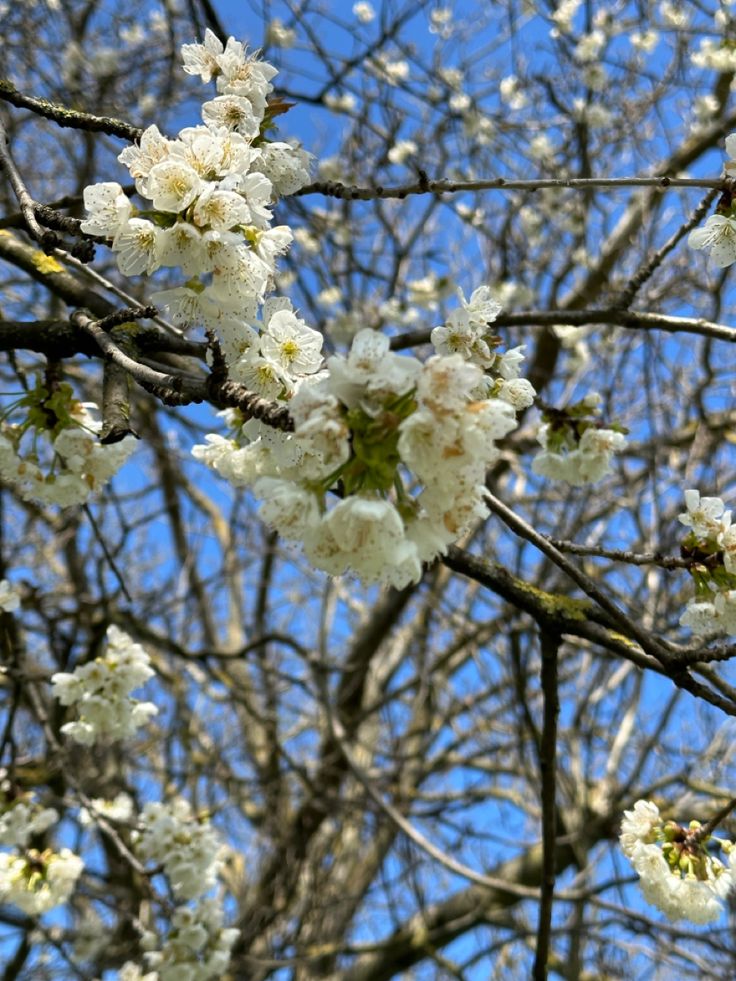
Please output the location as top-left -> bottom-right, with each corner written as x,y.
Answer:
0,77 -> 143,142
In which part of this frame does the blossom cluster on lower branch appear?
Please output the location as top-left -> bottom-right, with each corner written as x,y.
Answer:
0,779 -> 83,915
130,797 -> 237,980
678,489 -> 736,636
51,625 -> 158,744
531,393 -> 627,486
0,382 -> 136,507
620,799 -> 736,924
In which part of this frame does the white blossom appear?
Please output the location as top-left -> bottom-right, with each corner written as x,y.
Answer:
112,218 -> 161,275
51,625 -> 157,744
146,159 -> 203,213
133,799 -> 223,901
0,848 -> 83,915
79,182 -> 131,237
678,489 -> 730,541
688,214 -> 736,268
201,94 -> 260,138
142,898 -> 239,981
620,800 -> 735,923
353,2 -> 375,23
181,29 -> 224,83
259,305 -> 324,375
0,580 -> 21,613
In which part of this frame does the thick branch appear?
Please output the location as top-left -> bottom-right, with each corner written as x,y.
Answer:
533,628 -> 561,981
0,78 -> 143,142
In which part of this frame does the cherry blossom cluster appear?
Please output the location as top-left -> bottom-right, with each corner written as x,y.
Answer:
132,798 -> 224,901
140,899 -> 240,981
678,489 -> 736,636
532,392 -> 627,486
0,381 -> 136,507
81,30 -> 312,394
620,799 -> 735,924
194,286 -> 535,587
0,775 -> 84,915
131,799 -> 237,979
0,781 -> 58,848
51,625 -> 158,744
688,134 -> 736,267
0,847 -> 84,916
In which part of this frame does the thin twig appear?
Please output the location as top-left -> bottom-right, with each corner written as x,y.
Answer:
546,538 -> 690,569
82,504 -> 132,603
686,796 -> 736,846
391,308 -> 736,350
0,117 -> 57,250
615,186 -> 722,308
298,174 -> 724,202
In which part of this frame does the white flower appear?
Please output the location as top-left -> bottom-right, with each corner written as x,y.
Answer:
713,590 -> 736,635
353,2 -> 375,23
215,42 -> 278,119
678,489 -> 730,541
146,160 -> 202,213
326,329 -> 421,409
289,381 -> 351,480
233,355 -> 291,399
142,898 -> 238,980
192,184 -> 250,231
79,793 -> 134,827
254,477 -> 321,539
116,963 -> 159,981
499,75 -> 528,110
620,800 -> 661,857
388,140 -> 417,165
232,171 -> 274,229
191,433 -> 275,487
0,795 -> 57,848
688,215 -> 736,268
118,125 -> 173,196
266,18 -> 296,48
0,848 -> 83,915
181,29 -> 224,83
497,377 -> 536,410
680,600 -> 718,635
51,625 -> 157,745
202,94 -> 260,138
156,222 -> 205,275
152,285 -> 224,328
80,182 -> 132,238
133,798 -> 223,900
257,142 -> 312,196
112,218 -> 161,275
260,306 -> 324,375
0,580 -> 21,613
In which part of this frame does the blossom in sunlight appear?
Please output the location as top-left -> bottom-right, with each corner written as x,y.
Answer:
195,315 -> 533,588
678,489 -> 730,542
0,848 -> 83,915
0,387 -> 136,508
51,625 -> 157,745
688,215 -> 736,268
620,800 -> 735,924
133,798 -> 223,901
678,490 -> 736,638
353,2 -> 376,23
141,898 -> 239,980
